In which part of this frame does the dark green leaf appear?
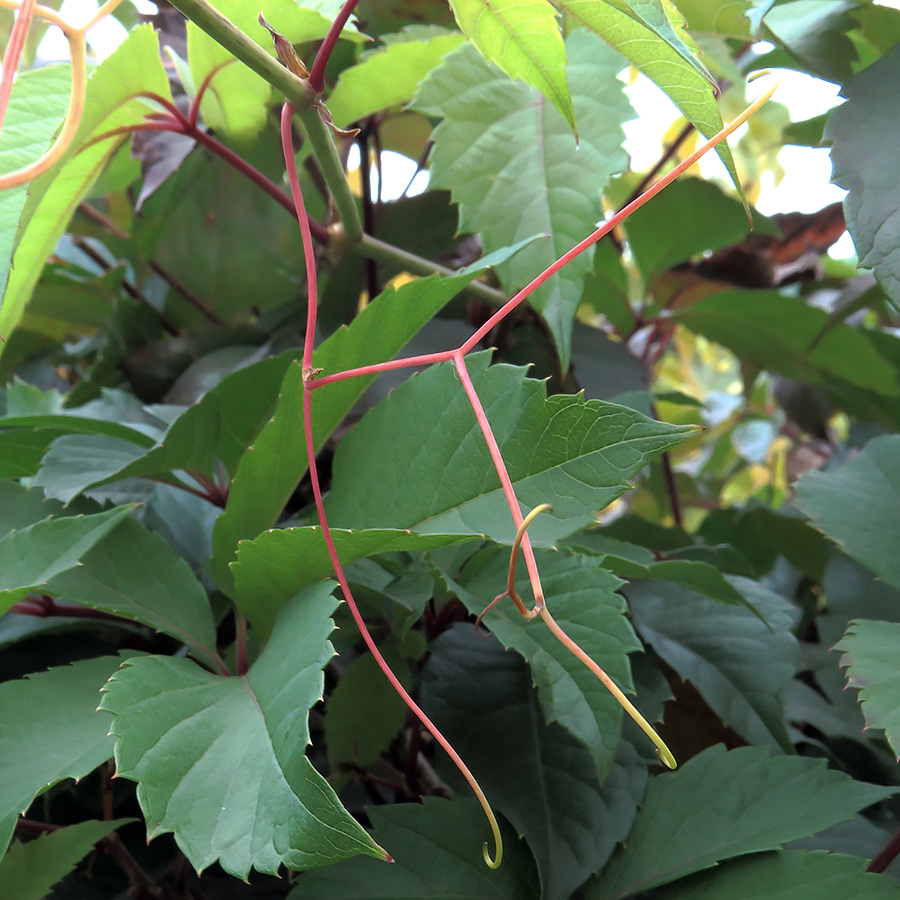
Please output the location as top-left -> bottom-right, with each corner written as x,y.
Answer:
0,819 -> 129,900
651,849 -> 900,900
45,517 -> 220,671
100,583 -> 386,878
458,548 -> 640,777
795,435 -> 900,590
326,352 -> 694,545
587,744 -> 896,900
287,797 -> 540,900
414,30 -> 632,364
0,657 -> 120,852
628,578 -> 799,751
422,625 -> 645,900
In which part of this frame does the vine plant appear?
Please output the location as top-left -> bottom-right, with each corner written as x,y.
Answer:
3,0 -> 900,898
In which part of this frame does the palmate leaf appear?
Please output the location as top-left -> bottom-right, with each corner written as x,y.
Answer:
627,578 -> 799,752
232,526 -> 473,639
0,657 -> 121,855
0,819 -> 129,900
0,25 -> 172,353
795,435 -> 900,590
422,625 -> 645,900
211,272 -> 480,591
44,517 -> 220,672
100,583 -> 386,878
448,0 -> 575,131
457,547 -> 641,778
827,50 -> 900,307
650,850 -> 900,900
836,619 -> 900,760
287,797 -> 540,900
0,505 -> 133,614
328,27 -> 465,128
413,30 -> 632,365
325,352 -> 694,546
555,0 -> 743,199
586,744 -> 896,900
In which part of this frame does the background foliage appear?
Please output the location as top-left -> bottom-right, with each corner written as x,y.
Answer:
3,0 -> 900,897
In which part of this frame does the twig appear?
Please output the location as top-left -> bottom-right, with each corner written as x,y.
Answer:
308,0 -> 361,93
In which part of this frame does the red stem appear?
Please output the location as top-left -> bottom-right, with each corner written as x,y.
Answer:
869,826 -> 900,874
282,101 -> 499,866
0,0 -> 37,142
308,0 -> 361,93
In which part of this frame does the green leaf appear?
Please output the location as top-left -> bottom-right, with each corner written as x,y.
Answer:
0,65 -> 70,298
414,30 -> 632,365
0,480 -> 63,537
586,744 -> 897,900
326,352 -> 694,545
0,819 -> 128,900
287,797 -> 540,900
448,0 -> 575,131
650,849 -> 900,900
325,651 -> 410,768
673,0 -> 754,39
826,51 -> 900,306
627,578 -> 799,751
328,28 -> 465,127
212,273 -> 478,591
556,0 -> 742,198
0,429 -> 59,478
33,435 -> 149,504
100,583 -> 387,878
836,619 -> 900,760
673,290 -> 900,394
0,657 -> 120,853
458,548 -> 641,778
0,412 -> 156,446
233,527 -> 472,639
422,625 -> 645,900
795,436 -> 900,590
187,0 -> 363,140
624,178 -> 773,286
0,25 -> 172,355
0,505 -> 134,614
44,517 -> 220,672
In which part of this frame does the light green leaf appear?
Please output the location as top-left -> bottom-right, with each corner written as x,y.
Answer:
413,30 -> 632,365
0,657 -> 120,854
212,273 -> 477,591
795,435 -> 900,590
326,352 -> 694,545
0,65 -> 70,297
45,517 -> 220,672
0,505 -> 134,614
651,849 -> 900,900
328,28 -> 465,127
448,0 -> 575,130
837,619 -> 900,760
422,625 -> 645,900
0,819 -> 129,900
0,25 -> 171,355
674,290 -> 900,394
187,0 -> 363,140
458,548 -> 640,778
673,0 -> 754,39
627,578 -> 799,752
233,526 -> 473,639
287,797 -> 540,900
556,0 -> 742,198
100,583 -> 387,878
587,744 -> 897,900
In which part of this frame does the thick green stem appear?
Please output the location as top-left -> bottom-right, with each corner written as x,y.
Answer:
167,0 -> 317,112
296,106 -> 363,242
357,233 -> 507,307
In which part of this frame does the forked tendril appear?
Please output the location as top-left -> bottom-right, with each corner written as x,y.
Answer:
489,504 -> 678,771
